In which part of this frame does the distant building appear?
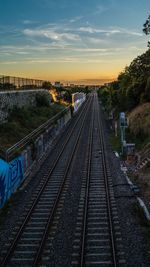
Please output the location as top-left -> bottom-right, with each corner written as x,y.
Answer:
54,81 -> 61,88
0,75 -> 43,89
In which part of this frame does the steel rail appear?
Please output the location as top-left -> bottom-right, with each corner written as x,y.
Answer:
0,95 -> 92,267
33,95 -> 93,266
96,93 -> 117,267
79,94 -> 95,267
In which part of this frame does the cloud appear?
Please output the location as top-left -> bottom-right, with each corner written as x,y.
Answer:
94,5 -> 108,15
73,48 -> 107,52
23,28 -> 80,41
0,44 -> 109,54
0,61 -> 18,65
86,37 -> 109,44
69,16 -> 83,23
120,29 -> 143,37
15,51 -> 30,55
79,26 -> 143,37
21,20 -> 39,25
0,57 -> 81,65
0,56 -> 107,65
22,20 -> 33,25
79,27 -> 106,34
21,23 -> 143,54
0,20 -> 145,69
0,42 -> 144,60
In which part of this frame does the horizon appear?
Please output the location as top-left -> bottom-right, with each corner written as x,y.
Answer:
0,0 -> 150,83
0,73 -> 116,86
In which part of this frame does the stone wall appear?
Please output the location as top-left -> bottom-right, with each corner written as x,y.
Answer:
0,89 -> 52,122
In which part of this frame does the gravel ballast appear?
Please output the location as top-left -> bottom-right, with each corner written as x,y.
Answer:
101,107 -> 150,267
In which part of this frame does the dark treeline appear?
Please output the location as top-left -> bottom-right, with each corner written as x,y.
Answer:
98,48 -> 150,113
98,50 -> 150,145
98,16 -> 150,115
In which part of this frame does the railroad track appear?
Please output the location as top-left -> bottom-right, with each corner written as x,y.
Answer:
0,95 -> 93,267
1,93 -> 126,267
71,93 -> 126,267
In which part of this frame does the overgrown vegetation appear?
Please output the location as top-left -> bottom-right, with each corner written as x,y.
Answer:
109,134 -> 121,153
55,86 -> 91,104
0,102 -> 65,149
98,16 -> 150,150
98,48 -> 150,114
128,104 -> 150,137
35,93 -> 50,107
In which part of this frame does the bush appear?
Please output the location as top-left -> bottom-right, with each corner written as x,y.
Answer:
128,103 -> 150,138
36,93 -> 50,107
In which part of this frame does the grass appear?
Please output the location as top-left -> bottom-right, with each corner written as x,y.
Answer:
125,128 -> 149,151
109,133 -> 122,153
0,103 -> 65,149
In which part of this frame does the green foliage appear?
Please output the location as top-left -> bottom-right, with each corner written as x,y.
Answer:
55,86 -> 90,104
143,15 -> 150,47
99,48 -> 150,114
128,103 -> 150,140
98,16 -> 150,151
42,81 -> 52,89
143,15 -> 150,35
1,83 -> 16,90
35,93 -> 50,107
98,87 -> 111,109
109,134 -> 121,153
145,77 -> 150,101
0,103 -> 64,148
62,90 -> 72,103
65,86 -> 90,95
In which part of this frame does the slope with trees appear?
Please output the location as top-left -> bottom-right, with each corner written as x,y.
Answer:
98,16 -> 150,148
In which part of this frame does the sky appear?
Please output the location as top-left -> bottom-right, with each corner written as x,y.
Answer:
0,0 -> 150,84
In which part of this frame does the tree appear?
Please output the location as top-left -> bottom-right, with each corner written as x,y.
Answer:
35,93 -> 50,107
42,81 -> 52,90
63,90 -> 72,103
145,77 -> 150,101
143,15 -> 150,47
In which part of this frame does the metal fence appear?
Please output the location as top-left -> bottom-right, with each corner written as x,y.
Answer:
0,75 -> 45,90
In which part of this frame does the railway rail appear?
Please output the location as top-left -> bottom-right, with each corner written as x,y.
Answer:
0,95 -> 93,267
0,92 -> 126,267
71,93 -> 126,266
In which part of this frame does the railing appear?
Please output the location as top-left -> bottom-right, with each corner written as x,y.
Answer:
0,106 -> 71,162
